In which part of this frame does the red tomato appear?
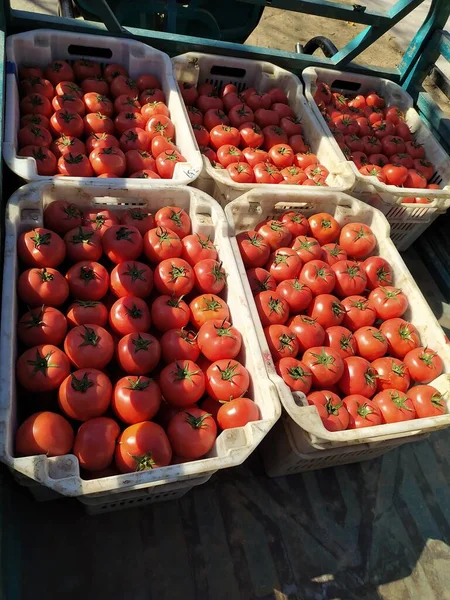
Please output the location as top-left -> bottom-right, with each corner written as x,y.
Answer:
217,398 -> 260,430
16,343 -> 70,392
57,152 -> 93,177
266,247 -> 302,283
143,226 -> 182,262
341,295 -> 376,331
65,260 -> 109,301
119,127 -> 150,153
16,411 -> 74,457
372,389 -> 416,423
279,211 -> 309,237
408,385 -> 446,418
80,77 -> 109,95
73,58 -> 101,80
307,390 -> 349,432
353,326 -> 388,361
264,324 -> 299,361
228,103 -> 254,128
51,134 -> 86,159
85,132 -> 119,154
288,135 -> 309,154
307,213 -> 339,244
116,332 -> 161,374
254,290 -> 290,326
361,256 -> 394,289
196,93 -> 224,113
43,200 -> 82,233
299,260 -> 336,295
368,286 -> 408,320
103,63 -> 128,84
403,169 -> 427,189
83,208 -> 120,237
371,120 -> 395,140
239,123 -> 264,148
83,112 -> 115,136
181,233 -> 218,266
275,357 -> 312,393
136,74 -> 161,91
18,124 -> 52,149
247,267 -> 277,295
276,278 -> 312,312
382,164 -> 408,186
156,150 -> 187,178
50,109 -> 84,138
64,324 -> 114,370
194,259 -> 226,294
109,76 -> 137,98
66,300 -> 108,328
178,81 -> 199,105
20,93 -> 52,118
151,136 -> 178,159
154,258 -> 194,296
19,66 -> 43,79
18,305 -> 67,348
331,260 -> 367,297
18,267 -> 69,307
109,295 -> 151,336
339,222 -> 376,259
20,76 -> 54,99
110,260 -> 153,298
351,151 -> 369,169
55,81 -> 83,98
321,243 -> 347,266
197,319 -> 242,362
115,421 -> 171,473
18,145 -> 57,176
405,140 -> 425,159
168,408 -> 217,458
291,235 -> 322,263
203,108 -> 229,130
114,94 -> 141,114
187,105 -> 204,126
303,346 -> 344,387
255,108 -> 280,128
268,144 -> 295,168
189,294 -> 230,329
209,124 -> 240,150
403,347 -> 443,383
20,113 -> 50,130
73,417 -> 120,471
64,226 -> 102,262
119,207 -> 154,235
371,356 -> 410,393
52,93 -> 85,116
102,225 -> 143,263
58,368 -> 111,421
161,328 -> 200,363
307,294 -> 345,329
256,219 -> 292,250
18,227 -> 65,268
216,145 -> 243,167
160,360 -> 206,406
280,165 -> 307,184
324,325 -> 355,359
90,146 -> 126,177
227,162 -> 255,183
206,359 -> 249,401
145,115 -> 175,140
252,162 -> 283,184
262,125 -> 288,150
338,356 -> 377,398
288,314 -> 326,353
343,395 -> 382,428
359,164 -> 386,182
380,318 -> 420,359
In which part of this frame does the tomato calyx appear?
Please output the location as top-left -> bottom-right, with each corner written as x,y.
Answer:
234,163 -> 251,174
75,300 -> 99,308
290,278 -> 305,291
276,332 -> 297,352
315,265 -> 332,281
391,360 -> 407,377
60,111 -> 78,123
124,262 -> 147,282
70,226 -> 95,245
60,93 -> 76,103
168,208 -> 185,228
124,130 -> 138,142
31,95 -> 44,107
389,390 -> 413,411
27,348 -> 58,376
30,126 -> 45,138
79,265 -> 97,284
70,371 -> 94,393
356,401 -> 375,418
350,298 -> 370,311
22,305 -> 45,329
59,203 -> 81,221
339,333 -> 354,351
287,365 -> 311,384
129,451 -> 156,471
324,396 -> 344,415
79,325 -> 100,347
372,330 -> 386,343
156,226 -> 178,245
125,302 -> 143,319
214,320 -> 235,338
380,286 -> 402,301
56,134 -> 75,148
125,376 -> 150,391
153,120 -> 169,134
273,252 -> 291,266
328,244 -> 343,258
254,275 -> 273,293
364,367 -> 378,387
114,226 -> 135,242
309,348 -> 339,371
267,296 -> 285,316
201,296 -> 223,312
376,266 -> 392,284
64,153 -> 85,165
398,323 -> 415,341
37,267 -> 54,282
216,361 -> 241,382
418,347 -> 438,368
297,238 -> 319,253
132,333 -> 153,352
179,328 -> 198,345
88,214 -> 106,230
184,411 -> 213,430
32,147 -> 48,161
197,233 -> 215,250
331,301 -> 345,317
30,229 -> 51,248
172,361 -> 201,381
431,392 -> 445,409
344,264 -> 365,280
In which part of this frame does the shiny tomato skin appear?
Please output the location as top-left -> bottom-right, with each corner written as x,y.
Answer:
161,328 -> 200,363
264,324 -> 299,361
18,305 -> 67,347
217,398 -> 260,430
20,76 -> 54,99
280,211 -> 309,237
64,226 -> 102,262
16,344 -> 70,392
154,258 -> 195,296
155,206 -> 191,239
267,247 -> 302,283
18,145 -> 58,176
110,76 -> 137,98
332,259 -> 367,298
338,356 -> 377,398
73,417 -> 120,472
57,152 -> 94,177
18,267 -> 69,307
66,260 -> 109,301
160,360 -> 206,406
151,295 -> 190,332
321,243 -> 347,266
372,389 -> 416,423
109,295 -> 151,336
339,223 -> 376,259
276,278 -> 312,313
206,359 -> 250,401
275,357 -> 312,393
343,395 -> 383,428
291,235 -> 322,263
404,347 -> 444,383
16,412 -> 74,457
83,112 -> 115,136
102,225 -> 143,263
253,162 -> 284,184
116,332 -> 161,374
303,346 -> 344,387
103,63 -> 129,84
193,259 -> 226,294
247,267 -> 277,296
254,290 -> 290,326
112,376 -> 161,424
256,220 -> 292,250
18,124 -> 52,149
143,226 -> 182,263
371,356 -> 411,393
307,390 -> 349,432
408,385 -> 446,418
85,132 -> 119,154
168,408 -> 217,458
288,315 -> 326,353
379,318 -> 420,359
181,233 -> 218,266
50,109 -> 84,138
119,127 -> 150,153
64,324 -> 114,370
83,208 -> 120,237
58,368 -> 111,421
110,261 -> 153,298
18,227 -> 66,268
341,295 -> 377,331
189,294 -> 230,329
89,146 -> 126,177
308,213 -> 340,245
115,421 -> 172,473
20,93 -> 52,118
66,300 -> 108,328
299,260 -> 336,295
368,286 -> 408,320
51,134 -> 86,159
324,325 -> 355,359
361,256 -> 394,289
307,294 -> 345,329
353,326 -> 388,361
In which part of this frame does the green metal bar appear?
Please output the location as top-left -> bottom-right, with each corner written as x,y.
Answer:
237,0 -> 391,26
6,8 -> 402,80
88,0 -> 124,33
400,0 -> 450,88
331,0 -> 426,67
416,91 -> 450,154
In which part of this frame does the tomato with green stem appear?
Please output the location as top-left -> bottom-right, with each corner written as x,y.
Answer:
115,421 -> 172,473
206,359 -> 250,401
189,294 -> 230,329
66,260 -> 109,301
141,101 -> 170,121
160,360 -> 205,406
18,145 -> 57,176
238,230 -> 272,269
64,226 -> 102,262
380,318 -> 420,359
18,267 -> 69,307
264,324 -> 299,361
181,233 -> 218,267
16,344 -> 70,392
18,306 -> 67,347
20,93 -> 53,118
102,225 -> 143,263
18,227 -> 66,268
254,290 -> 290,326
58,368 -> 111,421
117,332 -> 161,374
307,390 -> 349,431
110,261 -> 153,298
343,395 -> 382,428
408,385 -> 446,418
372,389 -> 416,422
353,326 -> 388,361
321,243 -> 347,266
20,113 -> 50,130
58,152 -> 94,177
16,412 -> 74,458
155,206 -> 191,239
109,295 -> 151,336
150,294 -> 190,332
371,356 -> 410,393
227,162 -> 255,183
303,346 -> 344,387
168,408 -> 217,458
267,247 -> 302,283
217,398 -> 260,430
288,315 -> 326,353
104,63 -> 128,84
64,324 -> 114,370
276,357 -> 312,393
256,219 -> 292,250
20,76 -> 54,99
307,294 -> 345,329
120,208 -> 155,236
253,161 -> 284,184
112,376 -> 161,424
307,213 -> 340,245
51,134 -> 86,159
341,295 -> 377,331
18,124 -> 53,149
291,235 -> 321,263
404,347 -> 443,383
247,267 -> 276,296
154,258 -> 195,296
143,226 -> 182,262
197,319 -> 242,362
299,259 -> 336,295
161,328 -> 200,363
368,286 -> 408,320
276,278 -> 312,312
324,325 -> 355,359
361,256 -> 394,289
279,211 -> 309,237
359,164 -> 386,182
66,300 -> 108,328
338,356 -> 377,398
339,222 -> 376,259
194,259 -> 226,294
332,260 -> 367,297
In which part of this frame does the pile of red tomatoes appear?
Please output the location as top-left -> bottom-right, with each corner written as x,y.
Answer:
313,81 -> 440,203
17,58 -> 186,178
237,210 -> 446,431
14,201 -> 260,477
178,79 -> 329,186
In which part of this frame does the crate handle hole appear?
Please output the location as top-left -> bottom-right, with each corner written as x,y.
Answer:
331,79 -> 361,93
67,45 -> 113,59
209,66 -> 247,80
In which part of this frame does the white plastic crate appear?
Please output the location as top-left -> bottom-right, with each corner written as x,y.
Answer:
225,188 -> 450,460
260,414 -> 427,477
0,181 -> 281,504
303,66 -> 450,251
172,53 -> 355,206
4,30 -> 202,185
